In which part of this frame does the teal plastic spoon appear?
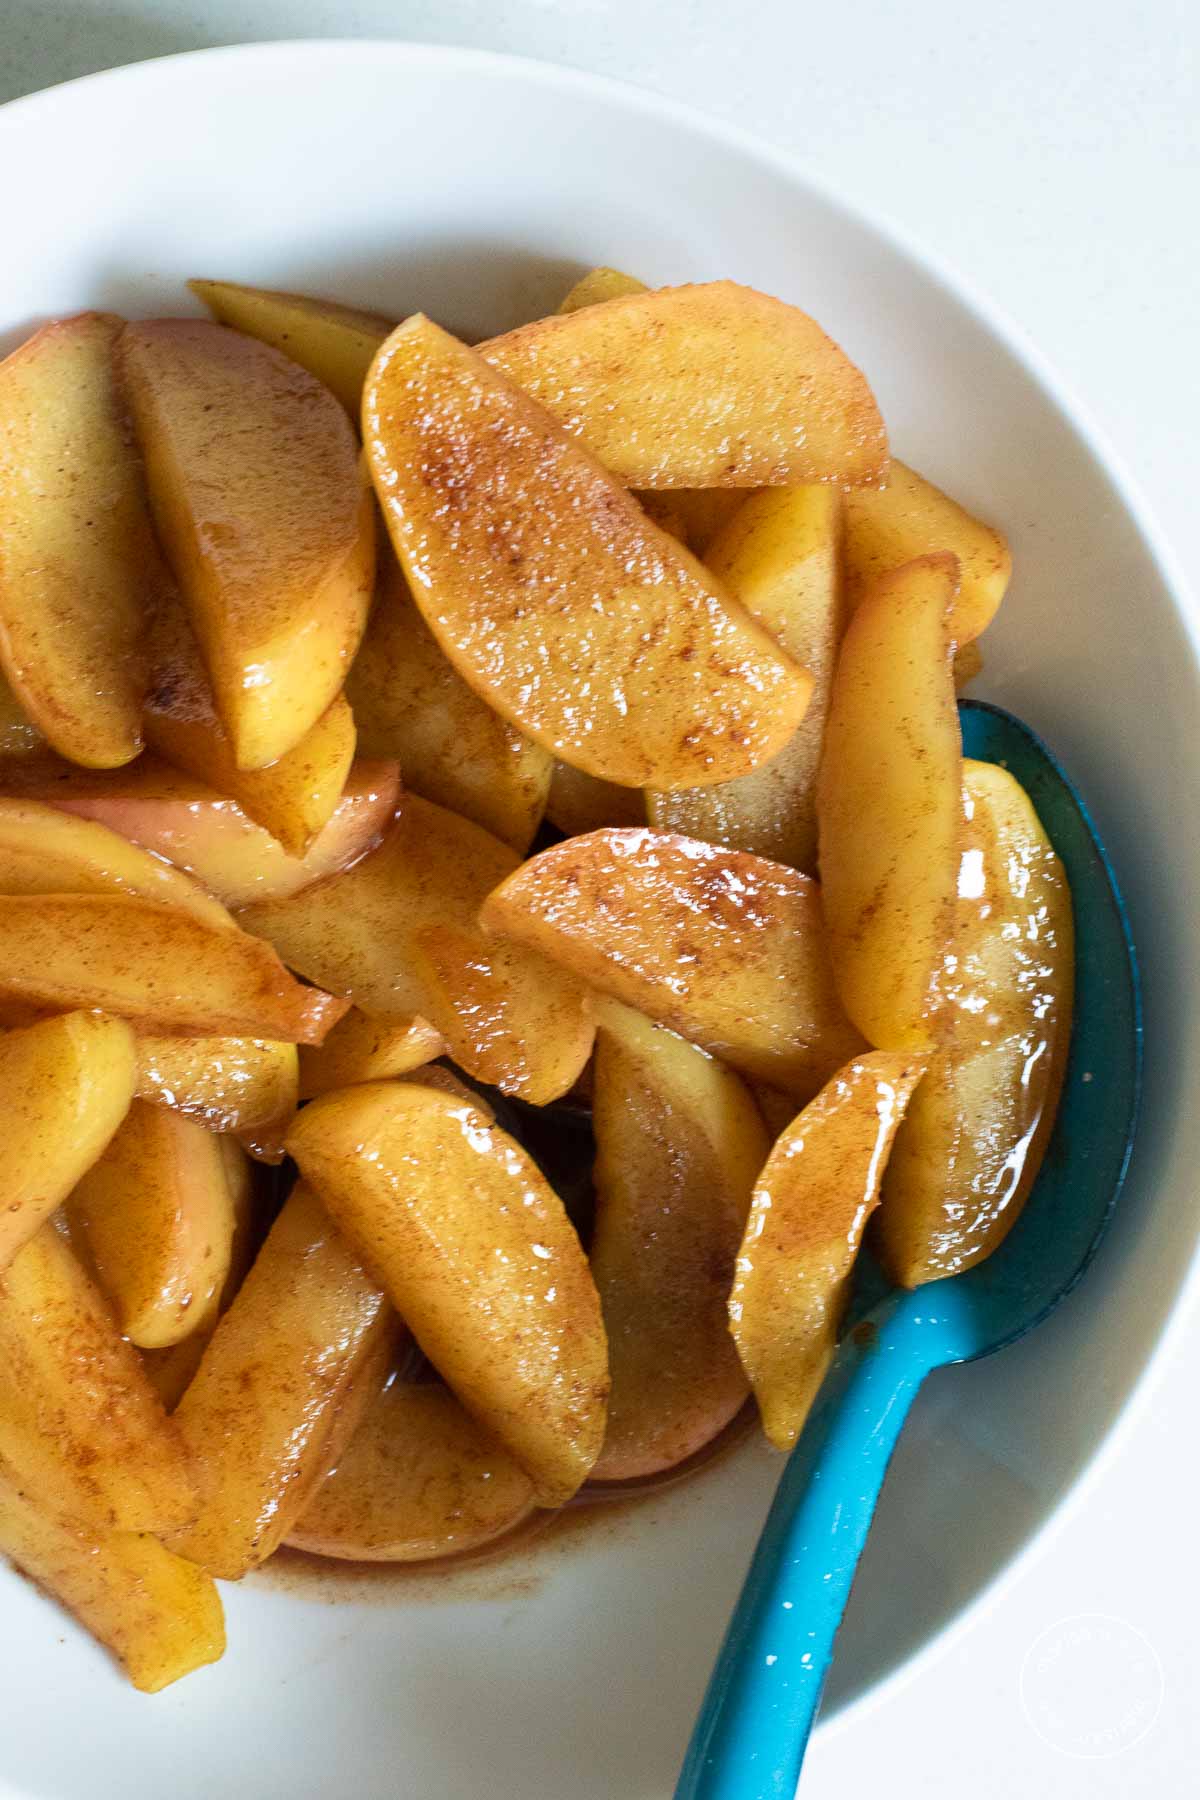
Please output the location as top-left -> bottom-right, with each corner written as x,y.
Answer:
676,699 -> 1142,1800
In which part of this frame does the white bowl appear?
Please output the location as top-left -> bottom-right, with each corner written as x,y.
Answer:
1,41 -> 1198,1800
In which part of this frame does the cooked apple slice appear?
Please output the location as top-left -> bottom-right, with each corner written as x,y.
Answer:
364,317 -> 811,789
0,1013 -> 136,1271
0,313 -> 157,768
639,488 -> 748,555
119,318 -> 375,769
347,550 -> 550,852
23,752 -> 398,907
241,795 -> 592,1104
730,1052 -> 926,1449
817,554 -> 962,1051
590,1002 -> 767,1480
479,282 -> 887,488
877,761 -> 1074,1286
546,762 -> 644,837
843,459 -> 1011,643
288,1082 -> 608,1506
648,486 -> 846,871
0,1469 -> 224,1692
297,1008 -> 442,1099
189,279 -> 393,416
144,585 -> 357,855
166,1183 -> 390,1578
559,267 -> 648,313
135,1034 -> 298,1137
0,672 -> 45,758
0,795 -> 231,930
748,1082 -> 800,1141
288,1376 -> 537,1562
0,894 -> 347,1042
0,1223 -> 198,1532
401,1063 -> 496,1119
481,827 -> 863,1099
954,641 -> 984,691
69,1102 -> 236,1350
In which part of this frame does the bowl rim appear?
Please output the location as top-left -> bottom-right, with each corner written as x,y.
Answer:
3,35 -> 1199,1746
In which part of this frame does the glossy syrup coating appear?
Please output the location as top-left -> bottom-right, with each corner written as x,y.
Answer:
364,316 -> 812,790
876,759 -> 1074,1285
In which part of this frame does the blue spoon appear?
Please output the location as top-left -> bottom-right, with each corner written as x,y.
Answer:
676,699 -> 1143,1800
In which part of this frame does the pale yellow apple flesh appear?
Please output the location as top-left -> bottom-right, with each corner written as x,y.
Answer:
287,1082 -> 609,1507
119,318 -> 374,769
590,1002 -> 768,1480
364,316 -> 812,790
189,279 -> 393,417
558,267 -> 649,312
0,312 -> 154,768
877,761 -> 1074,1286
730,1053 -> 925,1449
816,554 -> 962,1050
480,826 -> 864,1100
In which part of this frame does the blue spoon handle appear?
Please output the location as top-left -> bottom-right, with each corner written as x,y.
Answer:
676,1322 -> 929,1800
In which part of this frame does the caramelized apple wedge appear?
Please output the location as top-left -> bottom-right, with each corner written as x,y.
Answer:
558,267 -> 648,313
0,1012 -> 136,1272
843,459 -> 1011,643
347,550 -> 550,852
591,1003 -> 768,1480
135,1035 -> 298,1136
0,1470 -> 224,1692
241,795 -> 592,1104
364,317 -> 811,789
0,313 -> 155,768
24,753 -> 399,907
877,761 -> 1074,1286
288,1376 -> 537,1562
0,895 -> 347,1042
648,485 -> 846,871
70,1102 -> 236,1350
144,587 -> 357,855
120,319 -> 374,769
0,1224 -> 198,1532
481,827 -> 863,1099
0,672 -> 45,758
167,1183 -> 391,1579
189,279 -> 393,416
297,1008 -> 443,1099
479,282 -> 887,488
730,1053 -> 925,1449
817,555 -> 962,1050
288,1082 -> 609,1506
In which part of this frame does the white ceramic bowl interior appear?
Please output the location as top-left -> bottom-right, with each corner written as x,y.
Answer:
1,42 -> 1198,1800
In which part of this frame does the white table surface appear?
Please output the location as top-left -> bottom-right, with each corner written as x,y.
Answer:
3,5 -> 1198,1795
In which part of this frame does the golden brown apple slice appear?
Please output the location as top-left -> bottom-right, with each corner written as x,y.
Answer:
558,266 -> 648,312
0,1012 -> 136,1271
479,282 -> 887,488
843,459 -> 1011,643
144,586 -> 357,855
590,1002 -> 768,1480
297,1008 -> 443,1099
135,1035 -> 298,1136
69,1102 -> 236,1350
364,317 -> 811,789
546,762 -> 644,837
0,894 -> 347,1042
481,827 -> 863,1099
24,752 -> 399,907
287,1375 -> 537,1562
0,1469 -> 224,1692
166,1183 -> 390,1578
0,672 -> 45,758
347,550 -> 550,852
241,795 -> 593,1104
953,641 -> 984,691
0,1223 -> 198,1532
0,313 -> 156,769
119,318 -> 375,769
288,1082 -> 609,1506
730,1052 -> 926,1449
648,486 -> 846,871
189,279 -> 393,416
817,554 -> 962,1051
0,795 -> 231,930
877,761 -> 1074,1286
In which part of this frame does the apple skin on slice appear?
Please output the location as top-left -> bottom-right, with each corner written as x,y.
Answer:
363,316 -> 812,791
119,318 -> 375,770
0,312 -> 155,769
